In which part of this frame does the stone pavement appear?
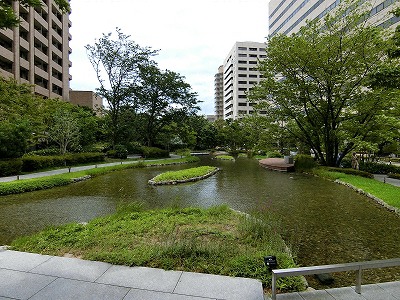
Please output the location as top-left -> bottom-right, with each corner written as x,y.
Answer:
373,174 -> 400,187
265,282 -> 400,300
0,249 -> 264,300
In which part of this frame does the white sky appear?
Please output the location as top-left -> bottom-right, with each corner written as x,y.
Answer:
69,0 -> 269,115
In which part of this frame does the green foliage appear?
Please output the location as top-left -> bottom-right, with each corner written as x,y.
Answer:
326,167 -> 374,178
360,162 -> 400,175
294,155 -> 316,171
86,28 -> 158,147
151,166 -> 217,183
22,153 -> 105,172
266,151 -> 283,158
0,0 -> 70,29
215,155 -> 235,161
107,145 -> 128,159
175,148 -> 192,158
249,0 -> 400,167
0,159 -> 23,176
140,146 -> 169,158
11,205 -> 303,291
388,173 -> 400,180
0,177 -> 71,196
0,120 -> 30,158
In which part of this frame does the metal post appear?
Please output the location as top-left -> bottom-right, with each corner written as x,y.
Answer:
17,175 -> 20,180
272,272 -> 277,300
68,167 -> 71,173
356,265 -> 362,294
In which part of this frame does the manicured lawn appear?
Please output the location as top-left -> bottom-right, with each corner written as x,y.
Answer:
314,168 -> 400,209
10,205 -> 303,291
150,166 -> 218,184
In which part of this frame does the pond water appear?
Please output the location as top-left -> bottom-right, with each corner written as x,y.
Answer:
0,156 -> 399,287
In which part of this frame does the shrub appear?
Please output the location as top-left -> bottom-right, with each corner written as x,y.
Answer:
266,151 -> 282,158
107,145 -> 128,159
175,148 -> 192,158
326,167 -> 373,178
141,146 -> 169,159
0,159 -> 23,176
26,148 -> 60,156
388,173 -> 400,180
360,162 -> 400,174
22,153 -> 105,172
294,154 -> 316,171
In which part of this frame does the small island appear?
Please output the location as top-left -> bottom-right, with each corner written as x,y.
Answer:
215,155 -> 235,161
149,166 -> 219,185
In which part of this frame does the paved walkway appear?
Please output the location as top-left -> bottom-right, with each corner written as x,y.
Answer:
0,155 -> 180,183
265,282 -> 400,300
373,174 -> 400,187
0,249 -> 264,300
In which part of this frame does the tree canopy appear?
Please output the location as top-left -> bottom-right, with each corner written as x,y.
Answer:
249,0 -> 400,166
0,0 -> 70,29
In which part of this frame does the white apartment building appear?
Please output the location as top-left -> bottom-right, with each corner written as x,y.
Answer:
0,0 -> 71,100
221,41 -> 266,120
214,65 -> 224,119
269,0 -> 400,36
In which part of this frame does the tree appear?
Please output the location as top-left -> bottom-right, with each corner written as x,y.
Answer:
0,0 -> 70,29
134,65 -> 199,146
48,109 -> 80,155
86,28 -> 158,148
249,0 -> 400,167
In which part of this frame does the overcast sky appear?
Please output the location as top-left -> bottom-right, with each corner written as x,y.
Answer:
69,0 -> 269,115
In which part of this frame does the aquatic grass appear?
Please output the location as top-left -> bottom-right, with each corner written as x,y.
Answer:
0,157 -> 200,196
215,155 -> 235,161
150,166 -> 218,184
10,205 -> 304,291
314,168 -> 400,209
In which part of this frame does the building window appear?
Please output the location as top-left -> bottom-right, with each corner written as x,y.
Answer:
238,74 -> 247,77
238,47 -> 247,50
249,47 -> 257,51
238,53 -> 247,57
238,81 -> 247,84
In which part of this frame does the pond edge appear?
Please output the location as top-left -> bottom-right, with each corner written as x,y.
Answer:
148,168 -> 220,186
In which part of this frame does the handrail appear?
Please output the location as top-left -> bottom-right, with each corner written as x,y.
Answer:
271,258 -> 400,300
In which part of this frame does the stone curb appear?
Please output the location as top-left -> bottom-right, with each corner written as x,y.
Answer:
335,179 -> 400,216
148,168 -> 220,185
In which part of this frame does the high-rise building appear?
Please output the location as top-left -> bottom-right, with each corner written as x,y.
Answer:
214,65 -> 224,119
0,0 -> 72,100
222,41 -> 266,120
269,0 -> 400,37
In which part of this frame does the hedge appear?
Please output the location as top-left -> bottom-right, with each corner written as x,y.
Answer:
0,159 -> 23,177
22,153 -> 105,172
140,146 -> 169,159
294,154 -> 316,171
360,162 -> 400,175
326,167 -> 374,178
388,173 -> 400,180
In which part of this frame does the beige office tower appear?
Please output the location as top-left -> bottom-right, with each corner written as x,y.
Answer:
0,0 -> 71,100
222,41 -> 266,120
214,65 -> 224,120
269,0 -> 400,37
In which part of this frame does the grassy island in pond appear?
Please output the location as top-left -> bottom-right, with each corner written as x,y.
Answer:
215,155 -> 235,161
10,205 -> 303,291
149,166 -> 219,185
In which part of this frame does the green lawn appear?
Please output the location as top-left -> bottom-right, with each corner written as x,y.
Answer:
215,155 -> 235,161
10,205 -> 303,291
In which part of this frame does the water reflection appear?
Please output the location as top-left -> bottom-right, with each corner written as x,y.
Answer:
0,156 -> 398,287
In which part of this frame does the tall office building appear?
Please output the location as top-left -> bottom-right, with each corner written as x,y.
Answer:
0,0 -> 71,100
221,41 -> 266,120
269,0 -> 400,37
214,65 -> 224,119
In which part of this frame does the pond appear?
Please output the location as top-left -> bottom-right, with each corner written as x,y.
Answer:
0,156 -> 399,287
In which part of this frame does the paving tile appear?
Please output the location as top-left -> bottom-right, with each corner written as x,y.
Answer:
96,265 -> 182,293
0,268 -> 56,300
174,271 -> 264,300
326,287 -> 365,300
274,292 -> 304,300
297,289 -> 336,300
30,255 -> 111,281
360,283 -> 399,300
29,278 -> 130,300
124,289 -> 216,300
0,250 -> 51,271
378,281 -> 400,299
